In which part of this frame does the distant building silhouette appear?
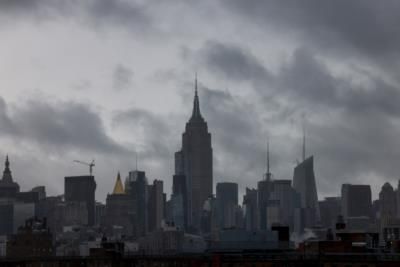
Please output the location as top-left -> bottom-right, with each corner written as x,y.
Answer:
292,156 -> 320,230
170,174 -> 187,230
216,182 -> 238,229
103,172 -> 134,237
243,188 -> 259,231
125,170 -> 148,238
319,197 -> 341,229
148,179 -> 165,232
258,179 -> 274,230
0,156 -> 20,200
175,78 -> 213,231
341,184 -> 372,219
379,182 -> 397,220
268,180 -> 300,230
64,175 -> 96,226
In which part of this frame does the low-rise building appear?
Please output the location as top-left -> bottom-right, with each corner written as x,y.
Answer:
6,218 -> 53,258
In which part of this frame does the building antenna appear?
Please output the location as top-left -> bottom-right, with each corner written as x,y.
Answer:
195,72 -> 198,95
302,117 -> 306,162
135,151 -> 138,171
266,137 -> 272,181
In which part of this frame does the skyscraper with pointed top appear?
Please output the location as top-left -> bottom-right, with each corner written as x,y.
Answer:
258,139 -> 274,230
292,131 -> 320,231
0,155 -> 20,199
176,77 -> 213,231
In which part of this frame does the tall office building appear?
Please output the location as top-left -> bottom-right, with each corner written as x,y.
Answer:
103,172 -> 134,237
397,180 -> 400,218
243,188 -> 259,231
258,140 -> 275,230
0,156 -> 20,199
341,184 -> 372,219
292,156 -> 320,228
125,170 -> 148,238
171,174 -> 187,229
258,179 -> 274,230
64,175 -> 96,226
319,197 -> 341,229
175,78 -> 213,231
379,182 -> 397,220
269,180 -> 300,230
148,180 -> 165,232
0,202 -> 13,235
216,182 -> 238,229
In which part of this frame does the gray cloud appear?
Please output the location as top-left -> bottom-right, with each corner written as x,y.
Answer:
186,39 -> 400,198
196,41 -> 270,82
224,1 -> 400,58
113,107 -> 177,163
113,64 -> 133,91
0,97 -> 126,154
0,0 -> 153,34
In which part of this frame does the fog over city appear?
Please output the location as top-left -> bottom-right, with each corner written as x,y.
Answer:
1,0 -> 400,201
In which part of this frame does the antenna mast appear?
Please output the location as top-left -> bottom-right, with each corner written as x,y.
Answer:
266,137 -> 272,180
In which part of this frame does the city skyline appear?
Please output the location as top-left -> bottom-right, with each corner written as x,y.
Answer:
1,1 -> 400,202
0,78 -> 398,203
0,83 -> 398,205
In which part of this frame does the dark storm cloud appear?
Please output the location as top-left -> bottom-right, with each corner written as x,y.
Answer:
0,97 -> 126,154
277,48 -> 400,119
0,0 -> 152,33
196,40 -> 400,119
196,41 -> 270,82
224,0 -> 400,58
113,64 -> 133,91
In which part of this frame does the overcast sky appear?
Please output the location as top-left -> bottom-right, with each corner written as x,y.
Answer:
1,0 -> 400,202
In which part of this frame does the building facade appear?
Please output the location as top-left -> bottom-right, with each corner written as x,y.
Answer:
216,182 -> 238,229
64,176 -> 96,226
292,156 -> 320,229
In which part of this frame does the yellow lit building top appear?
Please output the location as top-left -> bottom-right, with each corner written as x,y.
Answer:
112,172 -> 125,195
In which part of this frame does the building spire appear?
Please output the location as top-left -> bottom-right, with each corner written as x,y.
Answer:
195,72 -> 198,97
135,151 -> 138,171
302,124 -> 306,162
5,155 -> 9,170
2,154 -> 13,182
190,73 -> 203,121
112,171 -> 125,195
266,138 -> 272,180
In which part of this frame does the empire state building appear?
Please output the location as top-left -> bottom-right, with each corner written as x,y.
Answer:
175,78 -> 213,231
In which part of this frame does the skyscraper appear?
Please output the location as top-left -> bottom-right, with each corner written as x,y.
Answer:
216,182 -> 238,229
64,175 -> 96,226
258,139 -> 274,230
379,182 -> 397,220
125,170 -> 148,238
319,197 -> 341,229
269,180 -> 300,230
243,188 -> 259,231
176,78 -> 213,231
341,184 -> 372,219
103,172 -> 134,237
292,156 -> 320,228
170,174 -> 187,229
148,179 -> 165,232
0,156 -> 20,200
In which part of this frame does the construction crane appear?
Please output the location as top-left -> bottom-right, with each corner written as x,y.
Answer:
73,159 -> 95,176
